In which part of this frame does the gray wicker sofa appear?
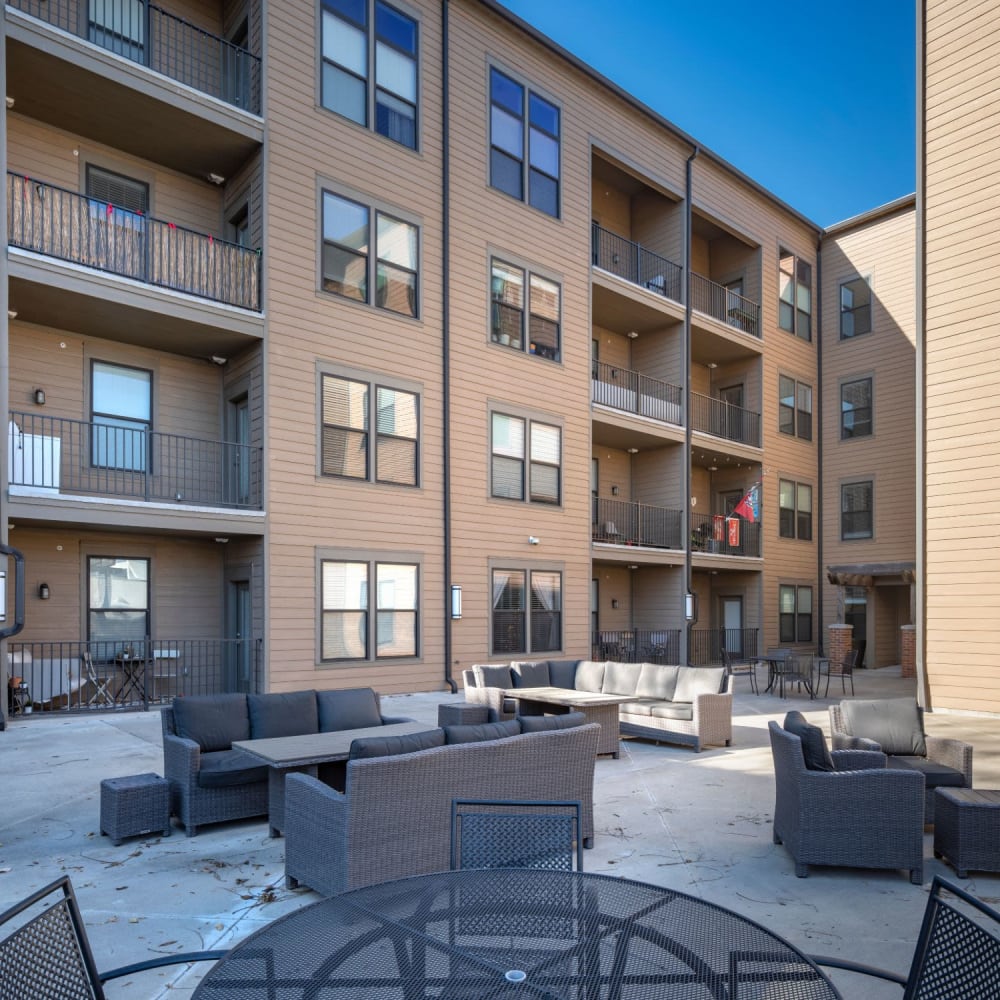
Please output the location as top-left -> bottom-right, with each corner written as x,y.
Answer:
284,717 -> 600,896
161,688 -> 412,836
461,659 -> 732,752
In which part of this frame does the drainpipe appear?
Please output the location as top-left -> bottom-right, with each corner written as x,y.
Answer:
815,236 -> 824,655
683,145 -> 698,664
440,0 -> 456,692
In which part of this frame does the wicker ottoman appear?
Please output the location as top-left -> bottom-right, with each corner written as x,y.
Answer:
100,773 -> 172,846
437,703 -> 490,727
933,788 -> 1000,878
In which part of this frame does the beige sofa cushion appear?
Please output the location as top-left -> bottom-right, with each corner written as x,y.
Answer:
636,663 -> 679,700
651,703 -> 694,721
602,661 -> 642,695
674,667 -> 726,703
574,661 -> 607,692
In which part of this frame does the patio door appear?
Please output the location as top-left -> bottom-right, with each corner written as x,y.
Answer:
721,597 -> 743,657
225,578 -> 252,692
225,390 -> 251,507
718,384 -> 744,442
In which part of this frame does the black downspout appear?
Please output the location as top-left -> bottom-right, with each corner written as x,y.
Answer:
683,145 -> 698,664
815,237 -> 824,655
440,0 -> 456,692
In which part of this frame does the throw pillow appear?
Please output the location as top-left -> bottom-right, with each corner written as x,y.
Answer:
783,711 -> 835,771
517,711 -> 586,732
840,698 -> 926,756
444,719 -> 521,744
317,688 -> 382,732
348,728 -> 445,759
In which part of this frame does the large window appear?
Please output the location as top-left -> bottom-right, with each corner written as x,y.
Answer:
489,68 -> 560,218
778,248 -> 812,340
841,481 -> 873,540
91,361 -> 151,471
778,480 -> 812,540
491,568 -> 562,655
779,584 -> 812,644
840,276 -> 872,339
320,0 -> 418,149
321,372 -> 419,485
322,190 -> 419,317
321,559 -> 418,660
490,259 -> 561,361
491,412 -> 561,504
841,378 -> 873,439
778,375 -> 812,441
88,556 -> 149,654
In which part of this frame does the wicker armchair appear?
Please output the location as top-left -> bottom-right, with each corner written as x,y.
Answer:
768,720 -> 925,884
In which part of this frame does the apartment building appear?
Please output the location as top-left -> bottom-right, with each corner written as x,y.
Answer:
1,0 -> 918,721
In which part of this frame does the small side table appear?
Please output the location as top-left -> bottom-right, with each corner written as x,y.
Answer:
437,703 -> 489,727
100,773 -> 171,846
933,788 -> 1000,878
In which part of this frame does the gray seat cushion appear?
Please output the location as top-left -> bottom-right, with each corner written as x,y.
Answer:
349,729 -> 445,759
602,661 -> 642,695
840,698 -> 927,756
636,663 -> 679,701
517,711 -> 586,732
317,688 -> 383,732
650,703 -> 694,721
784,711 -> 835,772
172,694 -> 250,752
674,667 -> 727,702
444,720 -> 521,744
248,690 -> 319,739
886,755 -> 965,787
196,749 -> 268,788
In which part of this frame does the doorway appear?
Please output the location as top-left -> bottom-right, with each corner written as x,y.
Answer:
225,578 -> 253,692
720,596 -> 743,657
225,389 -> 251,507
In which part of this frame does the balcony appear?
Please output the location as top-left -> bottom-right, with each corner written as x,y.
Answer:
690,391 -> 761,448
592,223 -> 683,304
593,497 -> 683,550
690,273 -> 761,339
8,172 -> 261,311
690,513 -> 760,558
8,0 -> 261,114
592,629 -> 681,664
8,411 -> 262,510
592,361 -> 682,426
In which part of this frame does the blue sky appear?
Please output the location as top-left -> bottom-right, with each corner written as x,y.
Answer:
497,0 -> 916,228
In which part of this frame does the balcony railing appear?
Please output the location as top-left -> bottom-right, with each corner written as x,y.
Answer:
592,361 -> 682,426
7,172 -> 261,311
592,630 -> 682,664
690,272 -> 761,339
9,411 -> 263,510
689,627 -> 760,666
6,638 -> 263,714
690,512 -> 760,557
9,0 -> 261,114
593,497 -> 683,550
690,391 -> 761,447
592,223 -> 683,304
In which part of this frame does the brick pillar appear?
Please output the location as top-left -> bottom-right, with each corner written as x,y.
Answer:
900,625 -> 916,678
827,624 -> 853,675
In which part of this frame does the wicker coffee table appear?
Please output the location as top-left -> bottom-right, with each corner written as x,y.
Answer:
933,788 -> 1000,878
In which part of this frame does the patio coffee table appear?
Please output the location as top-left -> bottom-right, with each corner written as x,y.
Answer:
233,721 -> 436,836
504,686 -> 631,757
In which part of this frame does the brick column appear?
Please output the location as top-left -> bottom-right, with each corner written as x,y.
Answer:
900,625 -> 916,678
827,624 -> 853,674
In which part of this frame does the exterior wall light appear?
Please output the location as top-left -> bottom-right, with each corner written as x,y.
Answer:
450,585 -> 462,619
38,582 -> 50,600
33,388 -> 45,405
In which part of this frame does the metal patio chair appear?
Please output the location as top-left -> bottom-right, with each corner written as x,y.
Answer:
815,648 -> 858,698
81,651 -> 115,707
721,644 -> 757,695
0,876 -> 226,999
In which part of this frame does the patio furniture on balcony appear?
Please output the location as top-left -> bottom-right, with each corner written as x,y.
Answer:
591,222 -> 683,303
593,497 -> 683,549
690,272 -> 761,338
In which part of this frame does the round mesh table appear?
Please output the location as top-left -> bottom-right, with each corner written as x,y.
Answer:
194,869 -> 840,999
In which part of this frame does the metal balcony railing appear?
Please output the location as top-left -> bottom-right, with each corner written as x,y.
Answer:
690,512 -> 761,558
690,272 -> 761,339
6,638 -> 263,714
689,627 -> 760,666
7,173 -> 261,311
592,361 -> 682,426
593,497 -> 683,550
690,391 -> 761,447
9,411 -> 263,510
591,223 -> 683,304
592,629 -> 682,664
8,0 -> 262,114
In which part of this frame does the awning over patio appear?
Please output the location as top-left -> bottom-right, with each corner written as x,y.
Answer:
826,562 -> 916,587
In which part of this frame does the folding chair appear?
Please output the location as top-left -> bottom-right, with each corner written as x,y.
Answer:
81,651 -> 115,707
0,876 -> 226,999
811,876 -> 1000,996
451,799 -> 583,871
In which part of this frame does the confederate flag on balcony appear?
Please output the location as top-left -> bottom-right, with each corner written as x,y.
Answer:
733,482 -> 760,522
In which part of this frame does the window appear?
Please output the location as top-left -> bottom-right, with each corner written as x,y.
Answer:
88,556 -> 149,655
489,68 -> 560,217
778,480 -> 812,540
321,372 -> 419,485
321,190 -> 418,317
86,166 -> 147,279
321,559 -> 418,660
778,248 -> 812,340
779,585 -> 812,644
320,0 -> 418,149
841,378 -> 873,439
840,276 -> 872,339
490,259 -> 561,361
841,481 -> 873,540
778,375 -> 812,441
91,361 -> 151,471
491,412 -> 561,504
492,568 -> 562,655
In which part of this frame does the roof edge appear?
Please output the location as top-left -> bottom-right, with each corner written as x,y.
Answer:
824,194 -> 917,237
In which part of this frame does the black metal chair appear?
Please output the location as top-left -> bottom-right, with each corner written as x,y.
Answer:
815,649 -> 858,698
0,876 -> 227,999
721,645 -> 757,695
811,876 -> 1000,996
451,799 -> 583,871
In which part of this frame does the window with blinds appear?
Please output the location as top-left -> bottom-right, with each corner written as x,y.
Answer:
491,411 -> 560,505
86,165 -> 148,216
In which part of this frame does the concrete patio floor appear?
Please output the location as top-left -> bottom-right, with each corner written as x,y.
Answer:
2,666 -> 998,999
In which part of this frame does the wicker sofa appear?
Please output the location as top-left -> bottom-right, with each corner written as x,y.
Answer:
461,659 -> 732,752
161,688 -> 412,836
284,717 -> 600,895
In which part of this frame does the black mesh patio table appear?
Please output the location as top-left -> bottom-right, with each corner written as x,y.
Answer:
193,869 -> 841,998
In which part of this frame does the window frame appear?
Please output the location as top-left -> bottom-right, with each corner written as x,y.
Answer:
87,554 -> 151,657
778,584 -> 813,644
840,376 -> 873,439
490,256 -> 562,362
841,480 -> 874,540
90,359 -> 152,472
778,247 -> 813,341
840,274 -> 872,339
778,479 -> 812,541
490,565 -> 563,657
489,407 -> 562,506
778,374 -> 812,441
